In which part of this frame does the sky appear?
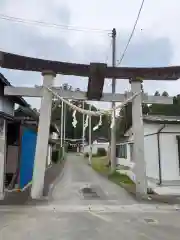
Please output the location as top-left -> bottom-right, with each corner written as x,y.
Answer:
0,0 -> 180,109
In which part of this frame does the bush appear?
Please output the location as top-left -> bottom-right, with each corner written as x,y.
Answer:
52,147 -> 64,163
84,152 -> 89,158
52,150 -> 59,163
64,143 -> 68,153
97,148 -> 107,157
58,147 -> 63,160
84,152 -> 99,158
92,154 -> 97,157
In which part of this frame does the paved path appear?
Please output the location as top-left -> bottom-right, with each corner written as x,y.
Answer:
51,154 -> 136,206
0,154 -> 180,239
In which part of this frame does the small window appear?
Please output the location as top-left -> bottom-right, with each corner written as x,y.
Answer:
129,143 -> 134,161
116,144 -> 127,158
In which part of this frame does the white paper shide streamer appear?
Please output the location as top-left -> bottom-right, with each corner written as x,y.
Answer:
110,113 -> 115,129
84,115 -> 89,131
72,110 -> 77,128
93,115 -> 102,131
45,86 -> 140,117
42,86 -> 140,132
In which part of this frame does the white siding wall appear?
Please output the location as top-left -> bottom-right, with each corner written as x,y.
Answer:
117,123 -> 180,184
144,123 -> 180,182
144,134 -> 159,180
0,96 -> 14,116
160,133 -> 180,181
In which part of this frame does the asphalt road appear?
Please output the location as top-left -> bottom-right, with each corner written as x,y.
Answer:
0,154 -> 180,239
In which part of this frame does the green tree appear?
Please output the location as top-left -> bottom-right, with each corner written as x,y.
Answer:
162,91 -> 169,97
154,91 -> 160,96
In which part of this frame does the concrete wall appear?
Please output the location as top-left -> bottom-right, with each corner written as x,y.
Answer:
117,122 -> 180,184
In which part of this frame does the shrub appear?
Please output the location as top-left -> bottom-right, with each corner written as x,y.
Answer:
97,148 -> 107,157
58,147 -> 63,160
84,152 -> 89,158
92,154 -> 97,157
84,152 -> 97,158
52,150 -> 59,163
52,147 -> 64,163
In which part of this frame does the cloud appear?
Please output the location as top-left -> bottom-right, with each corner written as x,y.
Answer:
0,0 -> 176,110
117,34 -> 173,68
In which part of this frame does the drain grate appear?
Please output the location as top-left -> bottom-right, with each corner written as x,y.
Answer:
144,218 -> 158,224
81,187 -> 100,199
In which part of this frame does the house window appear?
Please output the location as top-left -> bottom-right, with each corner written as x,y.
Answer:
129,143 -> 134,161
116,144 -> 127,158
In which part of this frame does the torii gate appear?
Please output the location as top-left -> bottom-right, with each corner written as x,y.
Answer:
0,51 -> 179,199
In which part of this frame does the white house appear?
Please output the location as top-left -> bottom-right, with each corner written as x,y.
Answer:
84,137 -> 109,155
0,73 -> 29,198
84,142 -> 109,155
116,115 -> 180,195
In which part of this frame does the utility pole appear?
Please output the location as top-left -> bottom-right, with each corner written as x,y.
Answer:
82,101 -> 85,153
110,28 -> 117,172
63,103 -> 66,142
88,104 -> 92,165
63,102 -> 66,157
60,101 -> 64,148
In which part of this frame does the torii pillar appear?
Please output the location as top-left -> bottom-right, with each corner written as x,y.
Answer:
31,70 -> 56,199
130,78 -> 147,197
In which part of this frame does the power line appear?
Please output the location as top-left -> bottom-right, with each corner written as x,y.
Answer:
0,13 -> 110,34
117,0 -> 145,65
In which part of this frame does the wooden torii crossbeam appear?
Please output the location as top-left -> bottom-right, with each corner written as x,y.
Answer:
4,86 -> 173,104
1,51 -> 180,80
0,51 -> 179,200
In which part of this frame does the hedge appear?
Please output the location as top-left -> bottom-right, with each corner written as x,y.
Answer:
52,146 -> 66,163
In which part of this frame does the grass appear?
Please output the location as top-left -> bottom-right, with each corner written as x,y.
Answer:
90,157 -> 178,203
91,156 -> 134,186
91,156 -> 109,175
109,171 -> 134,185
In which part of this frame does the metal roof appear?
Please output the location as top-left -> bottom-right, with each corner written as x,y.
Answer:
0,72 -> 28,107
143,115 -> 180,124
15,106 -> 59,133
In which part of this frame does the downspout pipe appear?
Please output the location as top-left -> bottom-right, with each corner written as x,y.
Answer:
157,124 -> 166,185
